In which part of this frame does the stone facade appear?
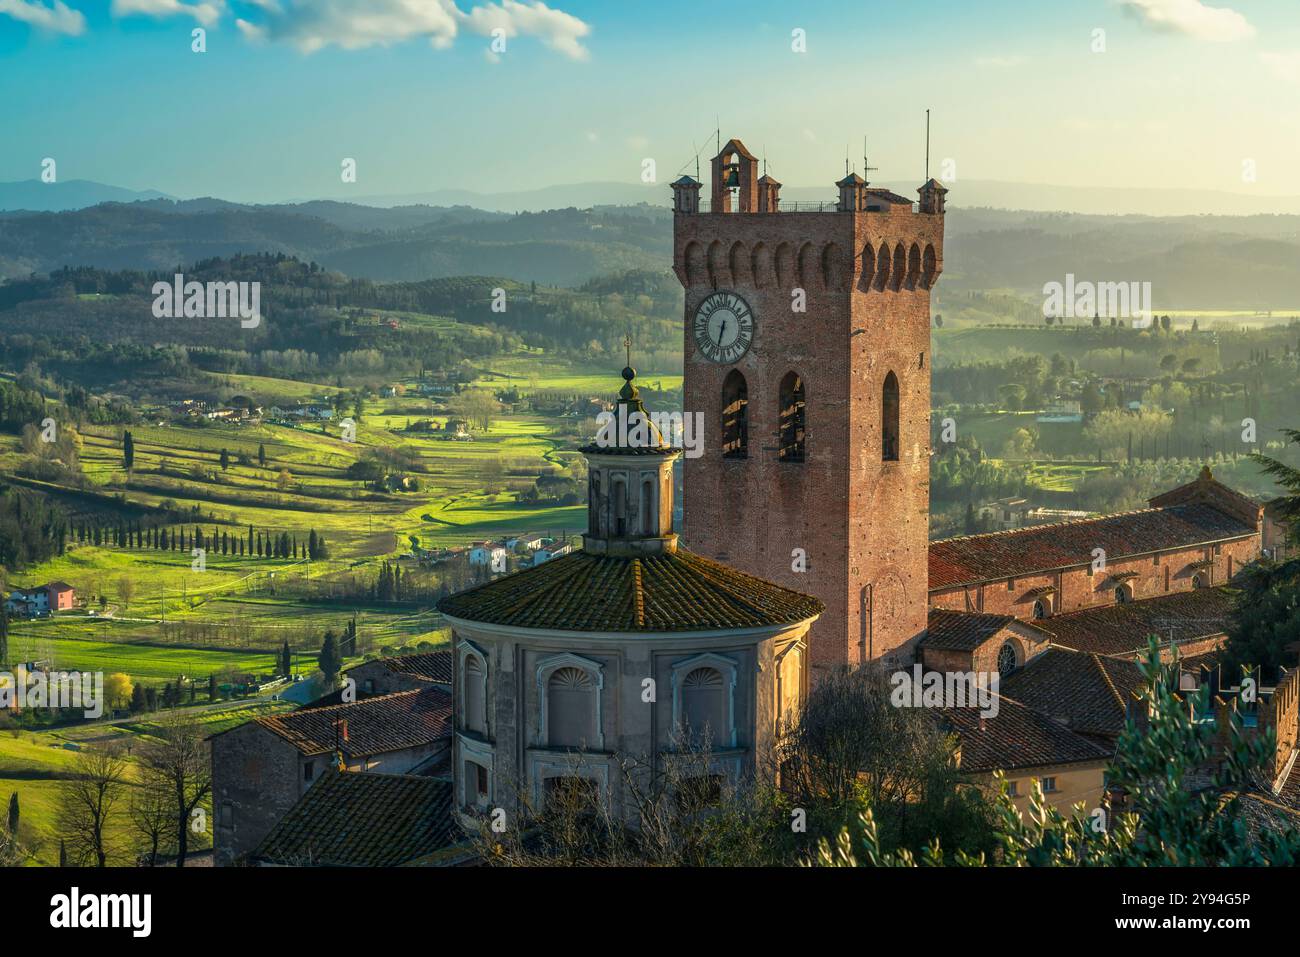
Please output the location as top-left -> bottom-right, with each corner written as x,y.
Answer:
673,137 -> 943,677
445,620 -> 811,824
211,722 -> 312,867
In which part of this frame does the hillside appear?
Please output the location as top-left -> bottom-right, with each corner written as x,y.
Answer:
4,199 -> 1300,308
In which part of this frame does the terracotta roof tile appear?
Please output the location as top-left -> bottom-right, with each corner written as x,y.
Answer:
922,608 -> 1051,651
1000,648 -> 1145,740
929,504 -> 1254,590
378,651 -> 453,684
256,687 -> 451,758
251,771 -> 457,866
940,695 -> 1111,773
1039,587 -> 1233,657
438,548 -> 823,633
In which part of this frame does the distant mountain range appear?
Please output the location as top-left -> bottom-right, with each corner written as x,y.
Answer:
2,186 -> 1299,307
7,177 -> 1300,217
0,179 -> 173,212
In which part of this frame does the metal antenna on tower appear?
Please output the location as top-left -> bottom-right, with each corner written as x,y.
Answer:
925,109 -> 931,181
862,136 -> 878,186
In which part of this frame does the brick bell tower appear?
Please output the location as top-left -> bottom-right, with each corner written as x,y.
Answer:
671,137 -> 947,677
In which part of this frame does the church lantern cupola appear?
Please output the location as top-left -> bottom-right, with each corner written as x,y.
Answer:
579,364 -> 681,557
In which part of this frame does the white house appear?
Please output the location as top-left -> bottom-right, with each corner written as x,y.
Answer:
468,544 -> 508,568
532,543 -> 573,566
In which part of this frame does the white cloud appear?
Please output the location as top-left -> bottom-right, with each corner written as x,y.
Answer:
237,0 -> 590,59
112,0 -> 224,27
1116,0 -> 1254,42
1260,51 -> 1300,84
460,0 -> 589,61
0,0 -> 85,34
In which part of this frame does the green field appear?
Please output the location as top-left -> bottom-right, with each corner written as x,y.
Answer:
0,701 -> 293,866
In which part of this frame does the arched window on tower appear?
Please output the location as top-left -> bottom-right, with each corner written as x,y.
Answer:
778,372 -> 806,463
721,370 -> 748,459
882,371 -> 900,462
588,473 -> 600,534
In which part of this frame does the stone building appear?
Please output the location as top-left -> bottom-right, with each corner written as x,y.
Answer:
210,686 -> 451,865
929,467 -> 1261,623
438,366 -> 823,824
672,137 -> 944,676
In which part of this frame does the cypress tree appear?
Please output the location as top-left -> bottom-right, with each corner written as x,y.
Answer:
319,631 -> 341,687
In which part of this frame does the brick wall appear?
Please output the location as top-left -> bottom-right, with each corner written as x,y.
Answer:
675,191 -> 942,676
929,535 -> 1259,622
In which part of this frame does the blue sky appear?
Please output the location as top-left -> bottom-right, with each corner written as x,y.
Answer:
2,0 -> 1298,203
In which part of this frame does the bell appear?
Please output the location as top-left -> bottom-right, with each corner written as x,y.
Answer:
722,165 -> 740,188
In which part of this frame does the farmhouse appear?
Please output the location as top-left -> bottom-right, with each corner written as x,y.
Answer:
3,581 -> 74,618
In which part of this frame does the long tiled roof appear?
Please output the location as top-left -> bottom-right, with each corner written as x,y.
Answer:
923,608 -> 1051,650
256,687 -> 452,758
929,504 -> 1254,590
1000,648 -> 1145,740
251,771 -> 456,867
940,695 -> 1111,773
438,547 -> 823,633
1039,587 -> 1233,657
379,651 -> 453,684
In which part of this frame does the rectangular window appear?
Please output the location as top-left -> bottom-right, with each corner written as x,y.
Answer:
1007,579 -> 1014,591
1152,554 -> 1160,566
303,760 -> 315,783
1007,780 -> 1020,797
476,763 -> 489,798
219,803 -> 234,828
1040,777 -> 1058,794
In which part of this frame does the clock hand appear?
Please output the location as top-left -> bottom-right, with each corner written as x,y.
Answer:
718,317 -> 728,344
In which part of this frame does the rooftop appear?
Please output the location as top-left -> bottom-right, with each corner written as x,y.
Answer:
376,651 -> 453,685
1000,647 -> 1146,741
439,548 -> 823,633
252,686 -> 451,758
922,608 -> 1051,651
1038,587 -> 1234,657
929,503 -> 1254,590
250,771 -> 457,867
940,695 -> 1112,773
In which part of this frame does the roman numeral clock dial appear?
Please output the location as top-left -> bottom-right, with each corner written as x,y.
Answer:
692,291 -> 754,365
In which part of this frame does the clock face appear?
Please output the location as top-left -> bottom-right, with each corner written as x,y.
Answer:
692,291 -> 754,364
